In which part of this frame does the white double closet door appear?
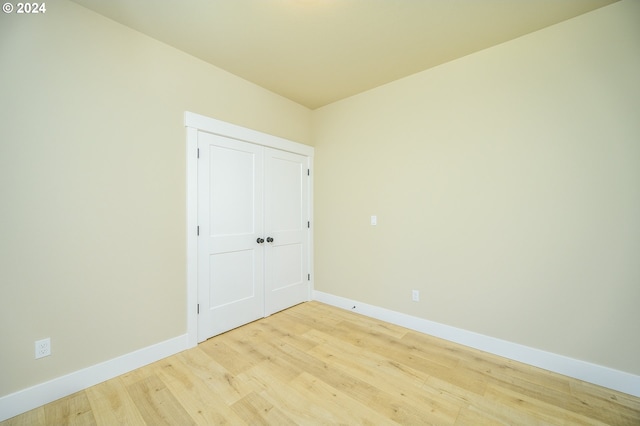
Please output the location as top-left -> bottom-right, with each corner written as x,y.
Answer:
197,132 -> 310,341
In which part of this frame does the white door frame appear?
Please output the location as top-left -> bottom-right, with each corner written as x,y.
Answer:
185,112 -> 314,348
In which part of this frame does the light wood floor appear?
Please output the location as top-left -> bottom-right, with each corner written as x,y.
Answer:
3,301 -> 639,425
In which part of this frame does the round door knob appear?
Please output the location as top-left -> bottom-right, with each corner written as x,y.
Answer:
256,238 -> 264,244
266,237 -> 274,243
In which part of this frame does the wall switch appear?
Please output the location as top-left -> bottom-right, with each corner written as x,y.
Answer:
35,338 -> 51,359
371,215 -> 377,226
412,290 -> 420,302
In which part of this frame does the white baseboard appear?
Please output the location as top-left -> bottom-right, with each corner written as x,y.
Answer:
0,334 -> 189,422
314,291 -> 640,398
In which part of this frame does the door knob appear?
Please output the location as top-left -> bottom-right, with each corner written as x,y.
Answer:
266,237 -> 274,243
256,238 -> 264,244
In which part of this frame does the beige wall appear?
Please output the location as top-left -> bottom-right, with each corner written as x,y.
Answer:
312,0 -> 640,375
0,0 -> 310,396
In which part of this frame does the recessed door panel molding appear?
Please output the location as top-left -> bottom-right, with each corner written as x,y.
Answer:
209,145 -> 257,236
269,155 -> 304,231
186,112 -> 314,345
272,243 -> 304,291
209,250 -> 256,308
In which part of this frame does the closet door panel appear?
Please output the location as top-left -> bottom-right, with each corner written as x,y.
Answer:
264,148 -> 309,315
197,132 -> 264,341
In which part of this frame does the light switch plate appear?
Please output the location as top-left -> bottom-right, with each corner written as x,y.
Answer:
371,215 -> 377,226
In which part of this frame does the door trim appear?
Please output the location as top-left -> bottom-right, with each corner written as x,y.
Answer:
185,112 -> 314,347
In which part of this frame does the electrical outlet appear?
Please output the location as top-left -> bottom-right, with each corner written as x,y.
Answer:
35,338 -> 51,359
412,290 -> 420,302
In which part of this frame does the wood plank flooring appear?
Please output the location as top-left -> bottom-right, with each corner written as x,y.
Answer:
3,301 -> 639,425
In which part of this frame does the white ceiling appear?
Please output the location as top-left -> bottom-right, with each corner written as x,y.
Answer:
70,0 -> 618,109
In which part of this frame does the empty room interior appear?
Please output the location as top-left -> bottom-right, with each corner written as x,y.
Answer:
1,0 -> 639,424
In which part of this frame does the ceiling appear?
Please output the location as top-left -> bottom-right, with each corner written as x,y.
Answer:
70,0 -> 618,109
